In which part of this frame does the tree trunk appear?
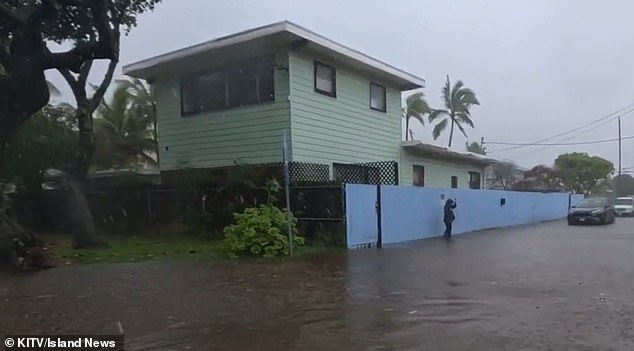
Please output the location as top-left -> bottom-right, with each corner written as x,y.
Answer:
65,176 -> 107,249
405,117 -> 410,141
448,118 -> 455,148
58,58 -> 118,250
67,107 -> 107,249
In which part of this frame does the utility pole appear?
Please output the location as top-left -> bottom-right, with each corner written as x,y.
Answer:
619,116 -> 622,176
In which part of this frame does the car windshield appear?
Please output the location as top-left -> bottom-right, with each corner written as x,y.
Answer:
615,198 -> 634,205
577,199 -> 606,207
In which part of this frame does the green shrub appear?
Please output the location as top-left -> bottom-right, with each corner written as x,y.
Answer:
223,204 -> 304,257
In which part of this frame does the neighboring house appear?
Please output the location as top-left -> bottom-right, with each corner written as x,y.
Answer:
401,141 -> 495,189
123,21 -> 495,189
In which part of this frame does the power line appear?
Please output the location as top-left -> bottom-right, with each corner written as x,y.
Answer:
485,135 -> 634,146
494,112 -> 633,161
487,113 -> 622,151
488,106 -> 634,159
549,114 -> 626,143
486,103 -> 634,154
488,116 -> 620,159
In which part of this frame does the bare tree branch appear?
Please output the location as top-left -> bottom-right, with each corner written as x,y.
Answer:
90,58 -> 118,111
58,68 -> 87,105
78,60 -> 93,88
42,40 -> 118,73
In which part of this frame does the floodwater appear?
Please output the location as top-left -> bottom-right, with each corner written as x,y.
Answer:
2,220 -> 634,350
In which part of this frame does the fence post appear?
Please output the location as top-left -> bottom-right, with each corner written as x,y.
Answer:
376,184 -> 382,249
341,183 -> 347,244
146,188 -> 152,226
568,192 -> 572,210
393,161 -> 399,185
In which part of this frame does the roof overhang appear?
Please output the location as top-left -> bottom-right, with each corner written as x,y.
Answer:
401,141 -> 500,167
123,21 -> 425,91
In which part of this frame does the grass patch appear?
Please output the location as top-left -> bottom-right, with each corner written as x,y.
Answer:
47,236 -> 343,265
48,235 -> 228,265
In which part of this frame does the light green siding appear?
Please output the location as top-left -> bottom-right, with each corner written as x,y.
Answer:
400,150 -> 486,189
154,51 -> 290,170
288,51 -> 401,166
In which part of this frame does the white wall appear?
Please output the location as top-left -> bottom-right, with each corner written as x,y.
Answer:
346,184 -> 584,248
399,149 -> 486,189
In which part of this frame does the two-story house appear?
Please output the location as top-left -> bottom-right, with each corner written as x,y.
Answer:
123,21 -> 494,189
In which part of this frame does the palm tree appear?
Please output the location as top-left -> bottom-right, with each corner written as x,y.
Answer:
92,78 -> 157,170
466,141 -> 486,155
403,92 -> 430,141
428,75 -> 480,147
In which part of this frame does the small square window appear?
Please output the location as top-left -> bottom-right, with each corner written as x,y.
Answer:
370,82 -> 386,112
469,171 -> 481,189
413,165 -> 425,187
314,61 -> 336,97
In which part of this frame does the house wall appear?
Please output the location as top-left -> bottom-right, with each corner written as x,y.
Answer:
153,50 -> 291,170
288,51 -> 402,167
346,184 -> 584,248
399,150 -> 487,188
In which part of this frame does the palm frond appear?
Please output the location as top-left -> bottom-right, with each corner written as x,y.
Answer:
442,76 -> 452,110
432,118 -> 449,140
456,88 -> 480,106
47,81 -> 61,96
455,112 -> 475,128
450,79 -> 465,108
91,77 -> 158,170
428,109 -> 448,123
139,152 -> 158,166
405,92 -> 430,125
455,121 -> 468,138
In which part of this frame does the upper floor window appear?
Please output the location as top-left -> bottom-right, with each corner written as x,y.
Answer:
469,171 -> 481,189
180,55 -> 274,115
370,82 -> 386,112
314,61 -> 336,97
413,165 -> 425,186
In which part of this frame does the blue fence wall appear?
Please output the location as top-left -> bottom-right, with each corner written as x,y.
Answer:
346,184 -> 584,248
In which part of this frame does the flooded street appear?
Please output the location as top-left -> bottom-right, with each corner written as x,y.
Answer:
2,220 -> 634,350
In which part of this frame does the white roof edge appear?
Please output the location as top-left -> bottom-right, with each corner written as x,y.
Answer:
122,21 -> 425,88
282,22 -> 425,87
401,140 -> 499,164
122,21 -> 288,76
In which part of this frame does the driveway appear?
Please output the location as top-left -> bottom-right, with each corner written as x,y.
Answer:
1,220 -> 634,350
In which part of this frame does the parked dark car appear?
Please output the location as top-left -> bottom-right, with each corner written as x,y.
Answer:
567,197 -> 616,225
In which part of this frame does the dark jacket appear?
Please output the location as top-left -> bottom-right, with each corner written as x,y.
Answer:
444,199 -> 457,222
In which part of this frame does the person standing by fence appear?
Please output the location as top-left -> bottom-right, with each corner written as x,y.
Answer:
443,198 -> 457,240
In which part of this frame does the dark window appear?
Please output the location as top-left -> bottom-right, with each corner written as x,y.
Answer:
469,171 -> 481,189
314,61 -> 336,97
180,55 -> 275,115
197,72 -> 227,111
451,176 -> 458,188
370,82 -> 386,112
413,165 -> 425,187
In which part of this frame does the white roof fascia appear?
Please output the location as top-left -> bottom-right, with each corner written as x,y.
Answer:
123,21 -> 425,88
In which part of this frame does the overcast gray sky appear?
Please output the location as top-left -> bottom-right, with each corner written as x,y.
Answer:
48,0 -> 634,170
